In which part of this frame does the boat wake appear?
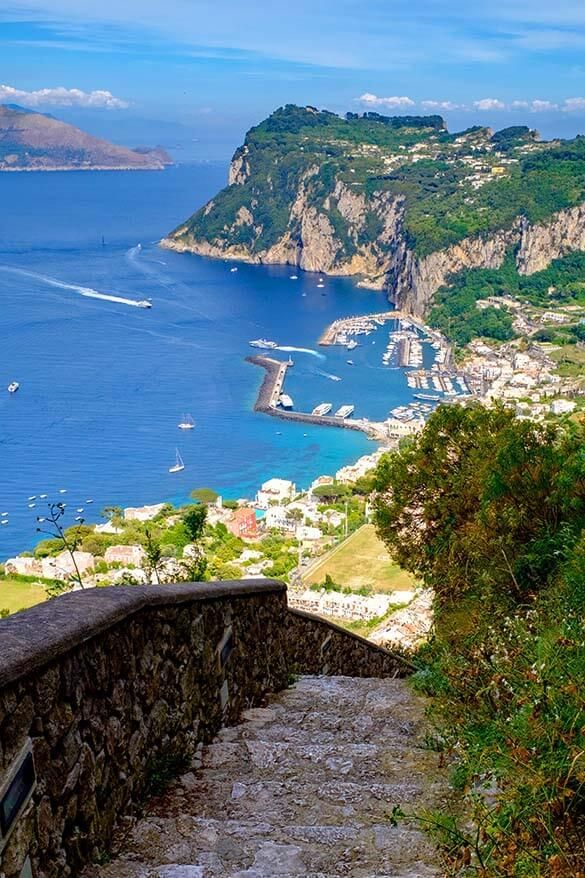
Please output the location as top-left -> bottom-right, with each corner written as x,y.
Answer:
316,369 -> 342,381
0,265 -> 150,309
275,345 -> 325,360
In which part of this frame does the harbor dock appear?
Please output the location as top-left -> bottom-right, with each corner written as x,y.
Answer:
319,311 -> 405,345
246,356 -> 390,440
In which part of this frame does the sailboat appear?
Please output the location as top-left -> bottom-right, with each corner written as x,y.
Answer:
178,414 -> 195,430
168,449 -> 185,473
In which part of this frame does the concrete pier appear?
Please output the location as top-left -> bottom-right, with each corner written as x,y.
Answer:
246,355 -> 386,437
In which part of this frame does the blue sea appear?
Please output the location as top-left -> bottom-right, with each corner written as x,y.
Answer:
0,163 -> 423,558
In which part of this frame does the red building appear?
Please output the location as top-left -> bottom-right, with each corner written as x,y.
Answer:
226,507 -> 258,540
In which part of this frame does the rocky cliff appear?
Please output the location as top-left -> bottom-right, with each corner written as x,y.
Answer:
162,105 -> 585,315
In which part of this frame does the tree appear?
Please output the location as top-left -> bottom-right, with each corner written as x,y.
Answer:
143,527 -> 163,585
101,505 -> 123,524
190,488 -> 219,505
183,505 -> 207,542
373,403 -> 585,607
312,483 -> 350,501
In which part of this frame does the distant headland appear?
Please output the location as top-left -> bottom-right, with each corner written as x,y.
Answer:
0,104 -> 173,171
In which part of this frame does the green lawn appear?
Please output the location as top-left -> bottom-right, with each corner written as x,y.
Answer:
0,579 -> 47,615
549,344 -> 585,380
303,524 -> 418,594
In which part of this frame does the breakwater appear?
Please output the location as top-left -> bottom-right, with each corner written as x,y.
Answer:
246,356 -> 370,434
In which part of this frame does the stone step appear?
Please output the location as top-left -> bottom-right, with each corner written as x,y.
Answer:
90,676 -> 450,878
154,776 -> 445,826
107,816 -> 439,876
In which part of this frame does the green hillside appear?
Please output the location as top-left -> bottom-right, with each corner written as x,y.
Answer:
173,104 -> 585,258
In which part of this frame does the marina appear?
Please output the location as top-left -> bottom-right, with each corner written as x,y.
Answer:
319,311 -> 405,345
246,356 -> 389,439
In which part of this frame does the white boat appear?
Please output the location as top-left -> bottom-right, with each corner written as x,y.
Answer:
178,414 -> 195,430
346,359 -> 354,366
317,283 -> 325,289
168,449 -> 185,473
279,394 -> 294,409
334,405 -> 355,418
136,300 -> 152,309
312,403 -> 332,416
230,267 -> 238,273
290,275 -> 298,280
346,340 -> 358,350
249,338 -> 278,349
7,382 -> 19,393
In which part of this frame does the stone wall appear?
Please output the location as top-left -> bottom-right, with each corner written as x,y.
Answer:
286,609 -> 413,677
0,581 -> 408,878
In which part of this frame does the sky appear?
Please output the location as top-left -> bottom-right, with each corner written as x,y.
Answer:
3,0 -> 585,158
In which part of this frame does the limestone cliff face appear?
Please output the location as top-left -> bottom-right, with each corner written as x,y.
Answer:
163,163 -> 585,315
390,226 -> 519,317
517,204 -> 585,275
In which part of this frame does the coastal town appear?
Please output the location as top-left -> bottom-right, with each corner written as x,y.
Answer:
2,292 -> 581,651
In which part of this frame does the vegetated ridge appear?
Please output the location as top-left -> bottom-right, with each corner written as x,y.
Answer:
0,104 -> 172,171
163,104 -> 585,316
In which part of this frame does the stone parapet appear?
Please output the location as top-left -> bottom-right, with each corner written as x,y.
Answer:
0,580 -> 408,878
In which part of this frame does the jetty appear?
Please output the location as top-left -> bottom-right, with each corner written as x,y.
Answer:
246,356 -> 389,440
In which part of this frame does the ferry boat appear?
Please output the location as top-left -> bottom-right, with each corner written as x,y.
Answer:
168,449 -> 185,473
178,414 -> 195,430
249,338 -> 278,349
334,404 -> 355,418
136,300 -> 152,309
7,381 -> 19,393
279,394 -> 294,409
312,403 -> 332,416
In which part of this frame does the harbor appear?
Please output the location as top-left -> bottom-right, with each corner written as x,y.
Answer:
246,356 -> 391,441
319,311 -> 405,345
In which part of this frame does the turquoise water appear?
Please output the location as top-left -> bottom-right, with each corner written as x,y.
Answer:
0,164 -> 419,557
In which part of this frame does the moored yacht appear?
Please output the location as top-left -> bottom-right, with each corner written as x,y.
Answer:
312,402 -> 332,416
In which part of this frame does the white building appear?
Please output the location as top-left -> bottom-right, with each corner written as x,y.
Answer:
123,503 -> 166,522
296,525 -> 322,542
95,521 -> 123,535
385,417 -> 425,437
264,505 -> 294,531
256,478 -> 296,509
550,399 -> 576,415
104,545 -> 146,567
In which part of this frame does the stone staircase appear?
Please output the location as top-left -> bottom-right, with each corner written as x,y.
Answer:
92,676 -> 450,878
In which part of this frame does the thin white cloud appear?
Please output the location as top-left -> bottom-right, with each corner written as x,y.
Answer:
529,99 -> 558,111
0,83 -> 129,109
421,100 -> 463,111
473,98 -> 507,111
358,92 -> 415,109
563,97 -> 585,111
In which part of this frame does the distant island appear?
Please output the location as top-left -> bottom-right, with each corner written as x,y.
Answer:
0,104 -> 173,171
163,104 -> 585,318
